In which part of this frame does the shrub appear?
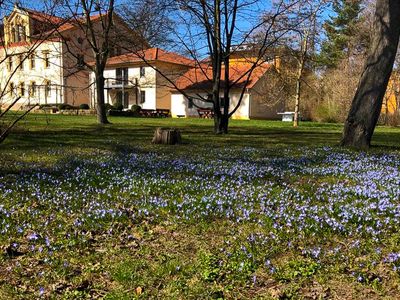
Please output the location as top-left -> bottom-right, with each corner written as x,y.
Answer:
104,103 -> 115,111
131,105 -> 141,113
385,112 -> 400,127
115,104 -> 124,111
79,103 -> 90,110
109,110 -> 134,117
311,102 -> 343,123
58,103 -> 75,110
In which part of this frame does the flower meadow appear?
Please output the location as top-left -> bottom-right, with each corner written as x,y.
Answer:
0,145 -> 400,298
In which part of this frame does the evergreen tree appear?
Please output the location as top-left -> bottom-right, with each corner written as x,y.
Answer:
319,0 -> 363,68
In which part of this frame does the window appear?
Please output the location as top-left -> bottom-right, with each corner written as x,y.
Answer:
19,82 -> 25,96
45,81 -> 51,98
19,54 -> 24,70
188,97 -> 193,109
43,51 -> 50,68
140,66 -> 145,77
11,27 -> 16,43
140,90 -> 146,103
30,53 -> 35,69
7,57 -> 13,71
30,81 -> 36,96
17,25 -> 26,42
9,82 -> 14,95
116,68 -> 128,84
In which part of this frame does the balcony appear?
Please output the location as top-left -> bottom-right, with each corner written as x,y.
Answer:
105,79 -> 135,89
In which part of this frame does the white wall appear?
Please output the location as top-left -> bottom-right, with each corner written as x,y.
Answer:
91,66 -> 157,109
171,92 -> 250,119
0,41 -> 64,107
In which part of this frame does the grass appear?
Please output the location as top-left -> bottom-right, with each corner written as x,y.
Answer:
0,114 -> 399,299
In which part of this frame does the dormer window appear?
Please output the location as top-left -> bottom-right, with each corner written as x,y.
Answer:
17,25 -> 26,42
11,27 -> 16,43
11,24 -> 26,43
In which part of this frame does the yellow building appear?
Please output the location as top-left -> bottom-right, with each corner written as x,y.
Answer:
383,76 -> 399,115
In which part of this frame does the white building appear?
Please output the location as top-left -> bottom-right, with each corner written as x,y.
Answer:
90,48 -> 194,110
171,62 -> 285,119
0,4 -> 140,109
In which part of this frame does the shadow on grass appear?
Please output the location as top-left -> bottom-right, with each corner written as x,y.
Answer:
1,115 -> 399,155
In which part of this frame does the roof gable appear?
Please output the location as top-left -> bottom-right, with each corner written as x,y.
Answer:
174,62 -> 271,91
104,48 -> 194,67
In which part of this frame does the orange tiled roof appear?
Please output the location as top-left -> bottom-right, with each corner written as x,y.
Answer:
104,48 -> 195,67
24,8 -> 65,25
174,62 -> 271,91
56,13 -> 106,32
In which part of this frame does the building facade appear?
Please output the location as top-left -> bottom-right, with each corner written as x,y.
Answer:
90,48 -> 194,110
0,4 -> 140,109
171,61 -> 285,119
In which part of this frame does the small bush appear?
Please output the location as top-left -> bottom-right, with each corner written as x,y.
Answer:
79,104 -> 90,110
385,112 -> 400,127
109,110 -> 134,117
58,103 -> 75,110
115,104 -> 124,111
104,103 -> 115,111
311,102 -> 342,123
131,105 -> 141,113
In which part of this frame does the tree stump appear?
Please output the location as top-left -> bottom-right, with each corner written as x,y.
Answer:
152,128 -> 182,145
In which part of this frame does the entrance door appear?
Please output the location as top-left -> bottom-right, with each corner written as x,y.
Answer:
116,91 -> 130,108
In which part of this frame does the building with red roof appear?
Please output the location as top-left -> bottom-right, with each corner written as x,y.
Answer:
90,48 -> 194,110
171,59 -> 284,119
0,3 -> 144,109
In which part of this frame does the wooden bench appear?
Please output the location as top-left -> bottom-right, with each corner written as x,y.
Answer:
41,106 -> 59,114
197,109 -> 214,119
139,109 -> 170,118
154,109 -> 170,118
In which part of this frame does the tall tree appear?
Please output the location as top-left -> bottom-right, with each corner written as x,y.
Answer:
319,0 -> 363,68
341,0 -> 400,148
59,0 -> 116,125
289,0 -> 324,127
144,0 -> 298,134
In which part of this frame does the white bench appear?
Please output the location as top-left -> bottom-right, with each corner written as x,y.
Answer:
277,111 -> 300,122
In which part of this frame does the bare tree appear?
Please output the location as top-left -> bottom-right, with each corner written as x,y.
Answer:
341,0 -> 400,148
131,0 -> 299,134
58,0 -> 115,124
290,1 -> 324,127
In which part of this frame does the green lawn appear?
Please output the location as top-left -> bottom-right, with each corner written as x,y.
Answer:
0,115 -> 399,299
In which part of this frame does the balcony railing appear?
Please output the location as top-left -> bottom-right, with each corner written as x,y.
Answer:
105,79 -> 134,89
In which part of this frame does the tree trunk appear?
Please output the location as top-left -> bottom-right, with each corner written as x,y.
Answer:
95,73 -> 110,124
293,72 -> 302,127
152,128 -> 182,145
214,113 -> 228,134
341,0 -> 400,148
